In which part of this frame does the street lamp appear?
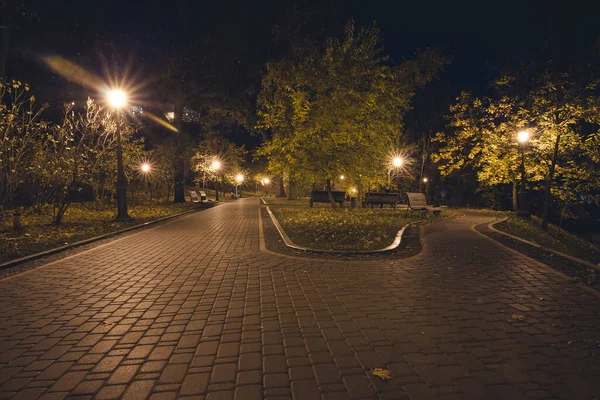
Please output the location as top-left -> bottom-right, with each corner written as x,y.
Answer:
388,156 -> 404,189
262,177 -> 271,196
339,175 -> 345,180
211,160 -> 222,201
235,174 -> 244,198
517,130 -> 531,218
140,163 -> 151,173
107,89 -> 129,221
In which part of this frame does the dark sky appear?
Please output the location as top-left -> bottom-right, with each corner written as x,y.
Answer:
5,0 -> 600,108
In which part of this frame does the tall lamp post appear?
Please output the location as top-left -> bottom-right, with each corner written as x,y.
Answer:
107,89 -> 130,221
517,130 -> 531,218
262,178 -> 270,196
235,174 -> 244,198
388,157 -> 403,190
211,160 -> 221,201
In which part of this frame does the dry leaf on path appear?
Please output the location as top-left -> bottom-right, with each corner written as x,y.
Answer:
371,368 -> 392,381
511,314 -> 526,321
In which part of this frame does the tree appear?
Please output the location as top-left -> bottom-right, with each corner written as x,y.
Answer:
0,79 -> 47,210
434,71 -> 600,228
191,132 -> 247,194
256,21 -> 447,207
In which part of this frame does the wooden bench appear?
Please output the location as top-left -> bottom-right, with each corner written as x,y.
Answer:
364,192 -> 398,208
405,192 -> 442,217
189,190 -> 207,203
310,191 -> 345,207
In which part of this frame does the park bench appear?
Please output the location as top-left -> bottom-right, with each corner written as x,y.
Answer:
364,192 -> 399,208
405,192 -> 442,217
310,190 -> 346,207
189,190 -> 207,203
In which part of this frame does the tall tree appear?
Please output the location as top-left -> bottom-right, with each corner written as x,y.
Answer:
257,21 -> 447,207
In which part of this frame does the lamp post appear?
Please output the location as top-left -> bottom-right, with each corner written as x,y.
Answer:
107,89 -> 130,221
262,178 -> 270,196
388,157 -> 403,190
211,160 -> 221,201
235,174 -> 244,198
517,130 -> 530,218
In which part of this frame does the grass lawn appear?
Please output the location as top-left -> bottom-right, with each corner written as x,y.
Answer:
270,203 -> 452,251
494,214 -> 600,265
1,201 -> 202,263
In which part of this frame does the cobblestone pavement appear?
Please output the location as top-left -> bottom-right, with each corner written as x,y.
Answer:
0,199 -> 598,400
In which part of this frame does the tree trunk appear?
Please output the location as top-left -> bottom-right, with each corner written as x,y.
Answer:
278,176 -> 286,197
512,181 -> 518,212
542,133 -> 561,231
326,179 -> 337,209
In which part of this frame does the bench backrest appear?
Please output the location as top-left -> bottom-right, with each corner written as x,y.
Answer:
311,190 -> 346,203
406,192 -> 427,208
189,191 -> 200,201
365,193 -> 398,204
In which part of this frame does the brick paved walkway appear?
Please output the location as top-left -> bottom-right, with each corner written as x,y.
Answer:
0,199 -> 598,400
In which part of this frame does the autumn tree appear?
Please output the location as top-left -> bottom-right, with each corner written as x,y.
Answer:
256,21 -> 447,207
434,71 -> 600,229
0,79 -> 47,210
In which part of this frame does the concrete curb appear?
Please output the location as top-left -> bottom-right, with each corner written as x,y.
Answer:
0,205 -> 212,271
265,206 -> 420,254
488,217 -> 600,272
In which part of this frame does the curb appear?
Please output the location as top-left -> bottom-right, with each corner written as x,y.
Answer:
488,217 -> 600,272
0,205 -> 212,271
265,206 -> 420,254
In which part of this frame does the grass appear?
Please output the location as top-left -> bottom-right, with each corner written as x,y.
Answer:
494,214 -> 600,265
0,200 -> 202,263
270,203 -> 452,251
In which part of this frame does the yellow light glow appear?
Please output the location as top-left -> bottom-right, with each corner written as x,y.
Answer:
423,177 -> 428,183
339,175 -> 345,180
141,163 -> 151,173
262,178 -> 270,185
392,157 -> 403,167
517,130 -> 530,143
166,111 -> 175,121
236,174 -> 244,183
351,188 -> 357,193
107,89 -> 127,108
211,160 -> 221,170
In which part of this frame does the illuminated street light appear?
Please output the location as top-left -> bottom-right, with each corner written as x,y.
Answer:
388,156 -> 404,189
107,89 -> 129,221
211,159 -> 222,201
235,174 -> 244,198
262,178 -> 270,185
141,163 -> 151,173
107,89 -> 127,108
423,177 -> 428,183
517,130 -> 531,218
517,130 -> 530,143
340,175 -> 345,180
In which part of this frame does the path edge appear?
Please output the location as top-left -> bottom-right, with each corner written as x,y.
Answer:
488,217 -> 600,272
0,205 -> 212,271
265,205 -> 419,254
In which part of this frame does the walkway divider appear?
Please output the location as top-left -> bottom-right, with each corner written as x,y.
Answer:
265,206 -> 420,254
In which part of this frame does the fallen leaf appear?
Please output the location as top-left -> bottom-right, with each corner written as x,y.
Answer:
539,297 -> 544,301
511,314 -> 526,322
371,368 -> 392,381
567,340 -> 574,346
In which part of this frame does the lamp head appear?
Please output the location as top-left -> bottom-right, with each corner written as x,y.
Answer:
107,89 -> 127,108
517,130 -> 530,143
236,174 -> 244,183
392,157 -> 403,167
141,163 -> 151,173
211,160 -> 221,170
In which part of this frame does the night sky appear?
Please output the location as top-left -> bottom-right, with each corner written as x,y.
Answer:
5,0 -> 600,124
